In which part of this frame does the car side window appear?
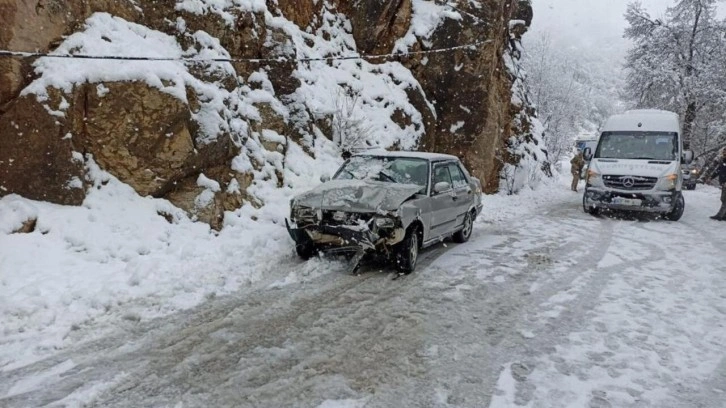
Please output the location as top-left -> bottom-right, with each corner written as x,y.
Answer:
448,163 -> 468,188
433,164 -> 453,193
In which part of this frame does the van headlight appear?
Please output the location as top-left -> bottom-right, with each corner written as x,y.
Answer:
656,174 -> 678,191
587,170 -> 604,187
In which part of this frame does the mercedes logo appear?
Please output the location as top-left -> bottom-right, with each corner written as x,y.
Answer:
621,176 -> 635,188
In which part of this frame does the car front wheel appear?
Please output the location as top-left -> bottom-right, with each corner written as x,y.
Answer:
395,225 -> 420,273
295,242 -> 317,260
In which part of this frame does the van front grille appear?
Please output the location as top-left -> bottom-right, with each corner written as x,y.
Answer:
603,175 -> 657,190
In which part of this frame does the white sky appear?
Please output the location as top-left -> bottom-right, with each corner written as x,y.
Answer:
528,0 -> 673,57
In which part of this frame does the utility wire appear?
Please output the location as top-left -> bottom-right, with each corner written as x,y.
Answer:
0,40 -> 491,63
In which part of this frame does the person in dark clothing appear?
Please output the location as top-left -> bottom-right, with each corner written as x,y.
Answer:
703,148 -> 726,220
341,149 -> 352,160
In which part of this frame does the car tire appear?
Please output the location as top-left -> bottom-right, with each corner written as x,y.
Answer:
453,211 -> 474,243
664,192 -> 685,221
295,242 -> 317,260
395,225 -> 420,273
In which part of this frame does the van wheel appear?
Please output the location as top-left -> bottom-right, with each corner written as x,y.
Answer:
395,225 -> 420,273
664,193 -> 685,221
583,195 -> 600,216
453,211 -> 474,243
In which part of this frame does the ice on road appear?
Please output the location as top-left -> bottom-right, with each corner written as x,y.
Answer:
2,180 -> 726,408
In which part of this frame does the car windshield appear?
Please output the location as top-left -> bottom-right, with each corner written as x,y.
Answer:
334,156 -> 429,190
595,131 -> 678,161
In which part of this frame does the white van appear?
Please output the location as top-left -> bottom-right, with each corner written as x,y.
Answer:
583,109 -> 693,220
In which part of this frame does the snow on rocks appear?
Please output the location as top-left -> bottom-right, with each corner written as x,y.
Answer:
393,0 -> 462,53
176,0 -> 267,25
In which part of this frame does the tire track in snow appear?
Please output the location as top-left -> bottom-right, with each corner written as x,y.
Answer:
495,211 -> 726,407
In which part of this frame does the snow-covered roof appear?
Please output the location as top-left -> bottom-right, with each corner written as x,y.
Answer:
354,150 -> 460,161
603,109 -> 680,134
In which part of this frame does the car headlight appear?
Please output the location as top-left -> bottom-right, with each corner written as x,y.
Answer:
656,173 -> 678,191
691,169 -> 698,175
587,170 -> 604,187
374,217 -> 396,228
293,206 -> 317,221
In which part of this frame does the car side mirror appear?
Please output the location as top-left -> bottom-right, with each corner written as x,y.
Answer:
583,147 -> 593,161
433,181 -> 451,194
320,174 -> 331,183
682,150 -> 694,165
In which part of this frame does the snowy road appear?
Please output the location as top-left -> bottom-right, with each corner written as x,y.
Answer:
2,184 -> 726,408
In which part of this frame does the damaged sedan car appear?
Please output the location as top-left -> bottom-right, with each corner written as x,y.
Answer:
286,151 -> 483,273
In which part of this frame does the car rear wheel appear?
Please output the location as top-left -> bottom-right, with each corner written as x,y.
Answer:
395,225 -> 420,273
453,211 -> 474,243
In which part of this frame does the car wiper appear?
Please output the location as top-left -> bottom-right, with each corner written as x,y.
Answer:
378,171 -> 397,183
632,157 -> 655,160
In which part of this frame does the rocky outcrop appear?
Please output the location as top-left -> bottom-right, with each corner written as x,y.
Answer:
0,90 -> 86,205
0,0 -> 542,227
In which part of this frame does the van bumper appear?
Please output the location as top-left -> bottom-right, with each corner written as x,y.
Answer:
584,188 -> 678,213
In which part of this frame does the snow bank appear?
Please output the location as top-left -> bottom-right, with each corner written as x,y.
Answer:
0,196 -> 38,234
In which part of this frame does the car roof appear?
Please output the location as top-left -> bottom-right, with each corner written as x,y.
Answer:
353,150 -> 460,162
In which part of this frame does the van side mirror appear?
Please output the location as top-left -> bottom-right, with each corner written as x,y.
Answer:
682,150 -> 694,165
583,147 -> 593,161
433,181 -> 451,194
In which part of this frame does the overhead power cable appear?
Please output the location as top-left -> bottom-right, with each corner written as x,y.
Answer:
0,40 -> 491,63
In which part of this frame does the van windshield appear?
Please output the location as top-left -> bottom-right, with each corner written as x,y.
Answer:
595,131 -> 678,161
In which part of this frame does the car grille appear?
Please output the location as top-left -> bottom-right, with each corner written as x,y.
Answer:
603,175 -> 657,190
321,210 -> 373,226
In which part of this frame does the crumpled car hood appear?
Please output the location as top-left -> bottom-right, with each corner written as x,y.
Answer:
292,179 -> 423,213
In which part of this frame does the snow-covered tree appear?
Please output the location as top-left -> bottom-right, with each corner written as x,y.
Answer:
624,0 -> 726,159
522,33 -> 624,169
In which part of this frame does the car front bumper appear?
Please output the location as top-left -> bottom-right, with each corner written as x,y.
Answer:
584,188 -> 678,213
286,219 -> 379,251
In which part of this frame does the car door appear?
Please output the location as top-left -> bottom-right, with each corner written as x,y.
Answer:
447,161 -> 472,226
428,162 -> 458,237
